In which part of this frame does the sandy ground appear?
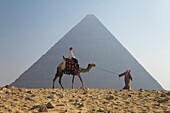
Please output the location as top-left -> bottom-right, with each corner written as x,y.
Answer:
0,85 -> 170,113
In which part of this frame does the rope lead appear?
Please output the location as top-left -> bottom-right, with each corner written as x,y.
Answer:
94,66 -> 119,75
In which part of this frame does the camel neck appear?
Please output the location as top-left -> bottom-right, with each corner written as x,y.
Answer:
80,65 -> 92,73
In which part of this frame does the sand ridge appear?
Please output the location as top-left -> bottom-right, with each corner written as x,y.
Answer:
0,85 -> 170,113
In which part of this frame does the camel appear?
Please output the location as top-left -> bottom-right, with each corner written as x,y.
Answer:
52,58 -> 96,89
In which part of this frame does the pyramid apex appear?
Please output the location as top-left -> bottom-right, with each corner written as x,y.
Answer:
86,14 -> 95,16
85,14 -> 96,18
83,14 -> 98,21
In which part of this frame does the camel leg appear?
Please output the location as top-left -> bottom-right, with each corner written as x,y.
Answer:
77,75 -> 84,88
72,75 -> 75,89
58,74 -> 64,89
53,72 -> 59,89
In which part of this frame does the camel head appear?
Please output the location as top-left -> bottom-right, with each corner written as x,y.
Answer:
88,63 -> 96,67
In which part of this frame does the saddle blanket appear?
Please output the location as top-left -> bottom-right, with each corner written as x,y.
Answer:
65,58 -> 77,74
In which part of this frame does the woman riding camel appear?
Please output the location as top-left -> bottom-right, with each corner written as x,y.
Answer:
68,47 -> 79,69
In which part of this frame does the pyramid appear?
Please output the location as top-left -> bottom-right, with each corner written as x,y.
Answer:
11,14 -> 163,90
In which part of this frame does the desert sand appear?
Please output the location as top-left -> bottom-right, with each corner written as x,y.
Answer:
0,85 -> 170,113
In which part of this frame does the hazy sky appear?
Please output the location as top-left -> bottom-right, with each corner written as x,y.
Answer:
0,0 -> 170,89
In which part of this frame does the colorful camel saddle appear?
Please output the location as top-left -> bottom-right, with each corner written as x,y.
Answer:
64,58 -> 77,74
